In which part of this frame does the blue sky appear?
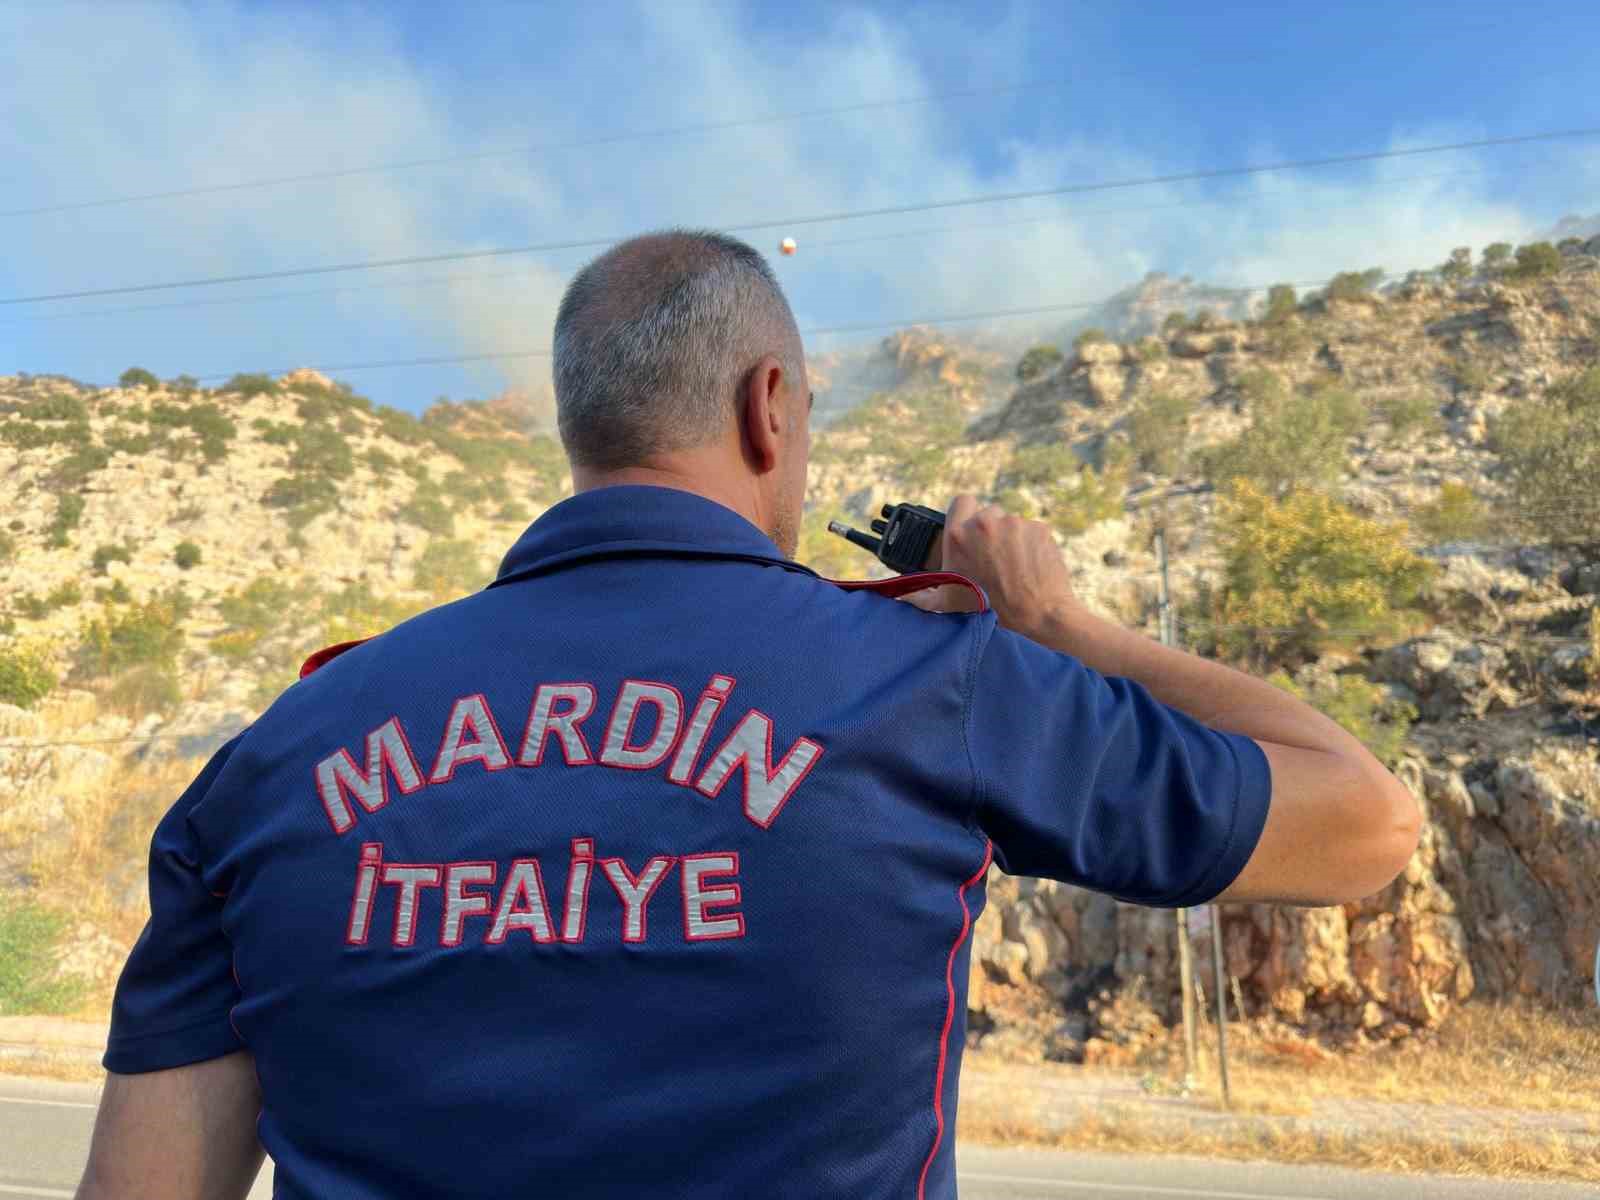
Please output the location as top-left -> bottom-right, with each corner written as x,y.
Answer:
4,1 -> 1597,420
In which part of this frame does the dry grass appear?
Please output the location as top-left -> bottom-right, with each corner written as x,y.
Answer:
1163,1000 -> 1600,1116
1,694 -> 209,1019
957,1105 -> 1600,1185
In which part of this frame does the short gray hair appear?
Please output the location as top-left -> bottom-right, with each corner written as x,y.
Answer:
553,228 -> 802,469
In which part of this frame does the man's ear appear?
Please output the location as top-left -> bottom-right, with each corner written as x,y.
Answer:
741,356 -> 786,473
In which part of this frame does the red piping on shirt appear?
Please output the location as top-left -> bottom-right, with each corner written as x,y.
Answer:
916,839 -> 994,1199
300,638 -> 372,679
825,571 -> 990,613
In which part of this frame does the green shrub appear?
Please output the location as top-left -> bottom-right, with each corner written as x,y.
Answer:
496,500 -> 531,523
50,445 -> 111,490
1491,366 -> 1600,548
75,589 -> 190,677
220,373 -> 279,397
255,420 -> 296,445
22,393 -> 90,422
1133,338 -> 1167,363
1267,671 -> 1415,767
287,377 -> 372,416
1072,328 -> 1111,354
1015,345 -> 1064,382
375,405 -> 429,445
1196,480 -> 1435,668
1412,481 -> 1488,544
1043,462 -> 1126,537
1160,311 -> 1190,336
47,581 -> 82,608
1452,358 -> 1493,394
119,367 -> 160,390
47,494 -> 85,548
169,374 -> 199,394
1,420 -> 92,450
1325,269 -> 1385,302
213,576 -> 312,662
1008,441 -> 1082,488
1263,284 -> 1298,324
288,425 -> 355,480
1508,241 -> 1561,283
264,474 -> 339,530
174,541 -> 202,570
1481,242 -> 1513,273
413,538 -> 490,597
1235,368 -> 1287,410
1126,389 -> 1195,475
1200,378 -> 1363,498
96,579 -> 132,604
137,400 -> 236,461
398,481 -> 455,535
0,641 -> 57,709
365,446 -> 398,474
1377,391 -> 1443,440
320,582 -> 429,646
1439,247 -> 1473,282
0,896 -> 86,1016
102,425 -> 161,455
0,531 -> 14,563
443,469 -> 494,507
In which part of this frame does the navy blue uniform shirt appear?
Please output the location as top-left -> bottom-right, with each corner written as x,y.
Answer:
105,484 -> 1271,1198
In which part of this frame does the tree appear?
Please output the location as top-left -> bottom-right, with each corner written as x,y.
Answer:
1199,377 -> 1364,499
1481,242 -> 1513,273
0,641 -> 57,709
1198,480 -> 1435,669
1127,389 -> 1195,476
1263,284 -> 1298,325
1492,366 -> 1600,549
1325,269 -> 1383,302
118,367 -> 159,390
1016,345 -> 1064,382
1508,241 -> 1561,283
1439,247 -> 1473,282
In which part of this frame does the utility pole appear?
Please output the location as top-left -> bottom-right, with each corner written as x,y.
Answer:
1155,519 -> 1199,1089
1211,902 -> 1232,1107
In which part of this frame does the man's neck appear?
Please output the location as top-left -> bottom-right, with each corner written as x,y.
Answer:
572,464 -> 768,539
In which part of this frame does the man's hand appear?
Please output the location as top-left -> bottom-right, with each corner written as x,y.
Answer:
904,495 -> 1083,634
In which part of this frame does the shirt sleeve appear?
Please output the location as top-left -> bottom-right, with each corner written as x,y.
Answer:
103,735 -> 247,1074
963,621 -> 1272,908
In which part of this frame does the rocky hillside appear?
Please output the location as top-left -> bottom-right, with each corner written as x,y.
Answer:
3,238 -> 1599,1056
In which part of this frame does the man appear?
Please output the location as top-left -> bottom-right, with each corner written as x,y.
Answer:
77,230 -> 1420,1199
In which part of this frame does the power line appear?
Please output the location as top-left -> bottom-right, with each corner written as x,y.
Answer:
3,79 -> 1061,219
9,126 -> 1599,306
2,156 -> 1546,325
175,271 -> 1363,382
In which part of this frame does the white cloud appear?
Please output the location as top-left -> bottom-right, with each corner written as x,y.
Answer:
1,2 -> 1573,420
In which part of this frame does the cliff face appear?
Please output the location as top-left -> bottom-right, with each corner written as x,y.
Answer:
3,241 -> 1598,1050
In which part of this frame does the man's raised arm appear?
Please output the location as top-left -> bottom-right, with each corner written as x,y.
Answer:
934,495 -> 1422,908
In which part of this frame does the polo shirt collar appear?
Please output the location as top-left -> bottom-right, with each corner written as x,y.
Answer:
492,484 -> 819,587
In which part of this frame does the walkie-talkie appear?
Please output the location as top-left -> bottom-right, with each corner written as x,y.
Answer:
827,502 -> 946,574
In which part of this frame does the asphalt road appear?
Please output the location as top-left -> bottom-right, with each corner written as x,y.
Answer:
4,1073 -> 1595,1200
